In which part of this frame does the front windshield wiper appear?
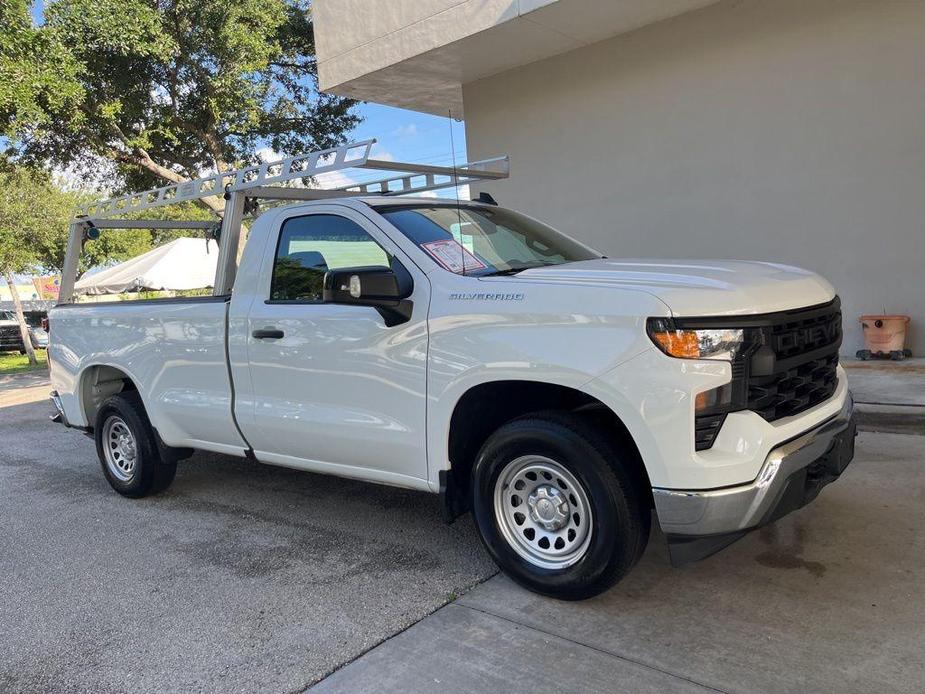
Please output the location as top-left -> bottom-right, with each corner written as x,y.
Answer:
479,262 -> 557,277
480,267 -> 530,277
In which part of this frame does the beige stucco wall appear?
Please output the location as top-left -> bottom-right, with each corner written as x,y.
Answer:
463,0 -> 925,354
313,0 -> 717,115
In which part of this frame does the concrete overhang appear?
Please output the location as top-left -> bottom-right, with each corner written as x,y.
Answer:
313,0 -> 719,116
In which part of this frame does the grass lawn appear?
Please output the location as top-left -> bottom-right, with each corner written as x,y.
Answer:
0,349 -> 48,375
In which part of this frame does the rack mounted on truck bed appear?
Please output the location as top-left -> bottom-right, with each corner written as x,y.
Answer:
59,139 -> 509,303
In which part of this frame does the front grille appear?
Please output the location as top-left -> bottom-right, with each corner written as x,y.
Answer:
0,325 -> 23,349
690,298 -> 842,451
746,300 -> 842,422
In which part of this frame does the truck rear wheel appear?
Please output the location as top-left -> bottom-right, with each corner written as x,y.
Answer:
471,412 -> 649,600
94,392 -> 176,498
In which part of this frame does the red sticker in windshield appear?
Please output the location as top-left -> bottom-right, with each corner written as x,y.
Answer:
421,239 -> 487,273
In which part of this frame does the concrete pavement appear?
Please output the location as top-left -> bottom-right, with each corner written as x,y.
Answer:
0,383 -> 496,693
3,366 -> 924,693
313,429 -> 925,693
0,369 -> 50,408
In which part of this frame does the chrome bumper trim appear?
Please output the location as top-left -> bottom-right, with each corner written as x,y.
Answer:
50,390 -> 68,426
653,393 -> 856,538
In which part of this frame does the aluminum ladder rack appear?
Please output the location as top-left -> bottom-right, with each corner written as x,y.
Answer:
59,139 -> 509,302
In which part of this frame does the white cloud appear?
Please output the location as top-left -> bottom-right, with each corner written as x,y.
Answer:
313,169 -> 362,191
370,146 -> 394,161
392,124 -> 419,138
410,185 -> 471,200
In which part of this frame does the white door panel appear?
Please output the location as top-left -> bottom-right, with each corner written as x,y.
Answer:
235,206 -> 430,481
244,302 -> 428,473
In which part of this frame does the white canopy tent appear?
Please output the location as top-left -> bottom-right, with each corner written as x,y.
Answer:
74,238 -> 218,296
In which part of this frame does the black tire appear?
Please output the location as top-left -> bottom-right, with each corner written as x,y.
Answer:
855,349 -> 870,361
890,350 -> 905,361
94,391 -> 176,498
470,412 -> 649,600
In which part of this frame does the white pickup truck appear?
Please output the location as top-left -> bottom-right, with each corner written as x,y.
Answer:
47,163 -> 855,600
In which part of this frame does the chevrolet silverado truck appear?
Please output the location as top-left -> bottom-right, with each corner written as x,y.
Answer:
47,147 -> 855,600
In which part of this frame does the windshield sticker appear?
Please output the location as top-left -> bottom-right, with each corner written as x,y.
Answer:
420,239 -> 487,274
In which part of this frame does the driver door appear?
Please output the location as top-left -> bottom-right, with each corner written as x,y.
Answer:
233,206 -> 430,486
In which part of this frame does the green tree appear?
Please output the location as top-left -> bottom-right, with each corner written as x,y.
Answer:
15,0 -> 359,213
0,0 -> 83,143
0,167 -> 52,365
0,166 -> 150,365
28,188 -> 153,279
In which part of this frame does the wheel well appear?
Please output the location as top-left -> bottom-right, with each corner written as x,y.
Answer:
80,365 -> 138,429
443,381 -> 652,521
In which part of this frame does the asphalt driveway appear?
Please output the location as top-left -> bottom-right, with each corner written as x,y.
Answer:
3,372 -> 924,693
0,377 -> 496,692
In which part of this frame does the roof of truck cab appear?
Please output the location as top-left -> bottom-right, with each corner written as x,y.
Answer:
356,196 -> 491,208
269,196 -> 493,215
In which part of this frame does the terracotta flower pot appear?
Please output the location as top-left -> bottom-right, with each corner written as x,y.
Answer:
858,315 -> 911,360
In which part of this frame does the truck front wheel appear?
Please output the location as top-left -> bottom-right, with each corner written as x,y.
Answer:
94,392 -> 176,498
471,412 -> 649,600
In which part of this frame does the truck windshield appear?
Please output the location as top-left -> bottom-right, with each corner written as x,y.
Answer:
377,204 -> 601,276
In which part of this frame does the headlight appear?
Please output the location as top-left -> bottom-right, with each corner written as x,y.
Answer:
647,318 -> 745,361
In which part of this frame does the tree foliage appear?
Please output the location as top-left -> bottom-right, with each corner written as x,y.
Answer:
0,164 -> 150,277
0,166 -> 43,275
0,165 -> 58,365
0,0 -> 83,144
14,0 -> 360,210
30,198 -> 154,278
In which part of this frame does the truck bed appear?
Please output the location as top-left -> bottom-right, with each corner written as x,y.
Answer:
49,296 -> 247,456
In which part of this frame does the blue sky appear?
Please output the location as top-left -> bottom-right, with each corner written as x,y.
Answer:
30,0 -> 468,190
334,106 -> 468,195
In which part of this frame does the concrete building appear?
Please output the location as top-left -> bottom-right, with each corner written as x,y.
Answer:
313,0 -> 924,353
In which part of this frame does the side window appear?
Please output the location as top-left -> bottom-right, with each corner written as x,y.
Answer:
270,214 -> 390,302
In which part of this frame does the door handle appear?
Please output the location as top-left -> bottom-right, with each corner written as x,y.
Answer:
252,328 -> 284,339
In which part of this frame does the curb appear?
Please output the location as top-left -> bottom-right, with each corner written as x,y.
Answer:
855,402 -> 925,436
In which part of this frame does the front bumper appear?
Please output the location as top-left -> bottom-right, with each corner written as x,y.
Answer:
653,393 -> 857,565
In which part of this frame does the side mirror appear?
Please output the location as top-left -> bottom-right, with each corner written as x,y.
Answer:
322,259 -> 414,326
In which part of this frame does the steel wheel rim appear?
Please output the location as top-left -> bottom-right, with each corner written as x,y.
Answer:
102,416 -> 137,482
493,455 -> 593,569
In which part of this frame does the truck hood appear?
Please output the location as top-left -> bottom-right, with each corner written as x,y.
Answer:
513,259 -> 835,316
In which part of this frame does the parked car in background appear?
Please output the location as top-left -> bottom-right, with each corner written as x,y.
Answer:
0,310 -> 26,353
0,310 -> 48,353
25,315 -> 48,349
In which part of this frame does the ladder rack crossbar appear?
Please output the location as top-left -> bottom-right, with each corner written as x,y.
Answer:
77,140 -> 377,219
338,156 -> 510,197
76,141 -> 510,220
